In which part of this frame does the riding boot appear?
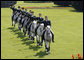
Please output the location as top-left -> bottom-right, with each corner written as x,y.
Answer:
50,29 -> 54,42
42,30 -> 46,41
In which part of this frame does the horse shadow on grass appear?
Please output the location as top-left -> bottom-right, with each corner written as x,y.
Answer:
34,51 -> 48,58
7,27 -> 42,51
28,44 -> 41,51
7,27 -> 25,39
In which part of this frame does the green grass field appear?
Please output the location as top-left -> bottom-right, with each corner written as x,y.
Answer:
1,2 -> 83,59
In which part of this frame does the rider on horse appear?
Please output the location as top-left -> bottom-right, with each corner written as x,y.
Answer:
37,13 -> 44,24
35,13 -> 44,36
40,16 -> 54,42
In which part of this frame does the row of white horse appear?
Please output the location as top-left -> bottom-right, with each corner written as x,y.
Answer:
11,11 -> 54,54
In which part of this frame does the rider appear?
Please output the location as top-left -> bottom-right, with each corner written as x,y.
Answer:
10,5 -> 17,26
30,11 -> 37,22
10,5 -> 17,15
29,10 -> 32,14
38,16 -> 51,28
35,13 -> 44,36
27,11 -> 37,35
37,13 -> 44,25
16,6 -> 21,20
41,16 -> 54,42
20,7 -> 25,21
21,7 -> 25,16
17,6 -> 21,14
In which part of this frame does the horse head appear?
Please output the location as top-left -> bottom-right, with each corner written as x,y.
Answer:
46,25 -> 51,34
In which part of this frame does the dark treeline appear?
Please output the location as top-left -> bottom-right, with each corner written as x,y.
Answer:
1,1 -> 16,8
53,1 -> 83,11
1,1 -> 83,11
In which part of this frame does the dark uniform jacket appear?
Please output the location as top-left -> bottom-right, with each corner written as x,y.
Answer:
36,17 -> 44,23
10,7 -> 17,14
38,20 -> 51,27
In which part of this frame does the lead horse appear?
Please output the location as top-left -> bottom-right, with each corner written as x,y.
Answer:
41,25 -> 54,54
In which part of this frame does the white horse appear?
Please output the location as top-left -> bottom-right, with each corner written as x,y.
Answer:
12,11 -> 20,27
23,17 -> 29,36
17,14 -> 22,31
36,23 -> 44,46
30,20 -> 37,43
41,25 -> 54,54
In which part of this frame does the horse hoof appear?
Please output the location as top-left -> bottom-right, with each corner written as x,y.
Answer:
41,46 -> 43,48
46,51 -> 50,55
29,35 -> 31,38
45,49 -> 47,52
37,44 -> 40,46
24,35 -> 26,37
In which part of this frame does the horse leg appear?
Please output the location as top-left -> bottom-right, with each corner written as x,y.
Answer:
18,26 -> 21,31
31,36 -> 34,43
47,42 -> 50,54
45,41 -> 48,52
14,23 -> 15,28
26,30 -> 29,37
45,41 -> 50,54
32,37 -> 34,43
12,15 -> 14,26
32,33 -> 35,43
13,20 -> 16,28
39,36 -> 41,46
31,32 -> 34,43
20,26 -> 21,32
41,37 -> 43,48
27,31 -> 31,38
36,35 -> 40,46
28,33 -> 31,38
23,28 -> 26,36
24,31 -> 26,36
18,24 -> 20,30
12,19 -> 13,26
